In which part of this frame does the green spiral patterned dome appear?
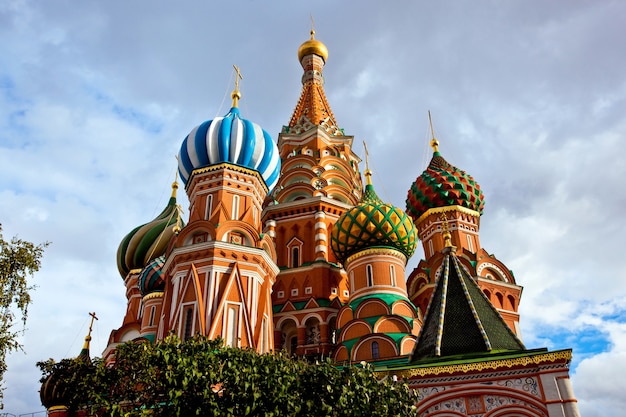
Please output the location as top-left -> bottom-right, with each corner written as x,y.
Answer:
330,182 -> 417,264
406,148 -> 485,223
116,183 -> 183,278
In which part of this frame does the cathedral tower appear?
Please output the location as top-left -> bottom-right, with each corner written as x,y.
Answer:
161,75 -> 280,351
262,31 -> 363,357
406,136 -> 523,336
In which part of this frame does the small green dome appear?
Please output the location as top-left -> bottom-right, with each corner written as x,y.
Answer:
330,183 -> 417,264
116,183 -> 182,278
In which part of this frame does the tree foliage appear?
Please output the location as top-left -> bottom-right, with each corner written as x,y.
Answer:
0,225 -> 48,406
39,335 -> 419,416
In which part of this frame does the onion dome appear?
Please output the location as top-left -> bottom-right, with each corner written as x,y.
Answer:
331,169 -> 417,264
406,139 -> 485,223
177,71 -> 281,192
116,182 -> 182,278
298,29 -> 328,63
40,368 -> 71,410
138,255 -> 165,296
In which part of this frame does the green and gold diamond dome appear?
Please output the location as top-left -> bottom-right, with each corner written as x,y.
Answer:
406,140 -> 485,222
330,179 -> 417,264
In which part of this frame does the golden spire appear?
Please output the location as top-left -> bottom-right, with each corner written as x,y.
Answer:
231,64 -> 243,108
428,110 -> 439,153
363,141 -> 372,185
172,173 -> 182,234
441,213 -> 452,248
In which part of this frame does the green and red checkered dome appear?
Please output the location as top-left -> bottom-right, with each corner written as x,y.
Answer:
406,149 -> 485,223
330,182 -> 418,265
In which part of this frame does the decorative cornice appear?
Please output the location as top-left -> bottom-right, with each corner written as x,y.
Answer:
385,350 -> 572,379
345,247 -> 407,267
416,205 -> 480,227
142,291 -> 164,301
48,405 -> 69,411
187,163 -> 268,193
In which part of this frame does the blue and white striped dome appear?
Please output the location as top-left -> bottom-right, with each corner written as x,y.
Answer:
178,107 -> 281,192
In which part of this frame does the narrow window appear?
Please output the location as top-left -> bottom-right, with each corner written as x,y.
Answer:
372,341 -> 380,359
205,194 -> 213,220
390,265 -> 396,287
183,307 -> 193,341
232,195 -> 240,220
292,247 -> 300,268
428,240 -> 434,258
366,264 -> 373,287
226,306 -> 238,347
149,306 -> 156,326
467,234 -> 474,252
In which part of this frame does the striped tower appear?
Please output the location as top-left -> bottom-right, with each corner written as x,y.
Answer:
314,211 -> 327,260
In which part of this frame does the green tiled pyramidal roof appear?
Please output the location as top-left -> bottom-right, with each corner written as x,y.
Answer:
411,247 -> 525,361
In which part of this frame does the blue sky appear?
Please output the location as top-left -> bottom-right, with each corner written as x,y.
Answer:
1,1 -> 625,415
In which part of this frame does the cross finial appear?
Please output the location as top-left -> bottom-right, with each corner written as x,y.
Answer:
363,141 -> 372,185
231,64 -> 243,107
310,15 -> 316,38
84,312 -> 98,345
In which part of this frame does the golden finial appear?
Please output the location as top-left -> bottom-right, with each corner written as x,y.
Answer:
231,64 -> 243,108
363,141 -> 372,185
171,171 -> 179,198
441,213 -> 452,248
428,110 -> 439,153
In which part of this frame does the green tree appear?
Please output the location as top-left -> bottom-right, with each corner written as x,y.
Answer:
0,225 -> 48,406
39,335 -> 419,416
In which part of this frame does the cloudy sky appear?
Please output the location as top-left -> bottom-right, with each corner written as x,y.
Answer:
1,0 -> 625,415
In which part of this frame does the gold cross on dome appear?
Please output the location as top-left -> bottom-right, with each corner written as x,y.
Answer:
231,65 -> 243,107
233,64 -> 243,91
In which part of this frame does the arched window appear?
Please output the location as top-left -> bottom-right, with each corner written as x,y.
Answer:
371,341 -> 380,359
507,295 -> 516,310
287,237 -> 303,268
496,293 -> 504,308
366,265 -> 373,287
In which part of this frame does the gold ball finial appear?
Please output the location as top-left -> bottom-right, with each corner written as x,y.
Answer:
297,29 -> 328,63
430,138 -> 440,153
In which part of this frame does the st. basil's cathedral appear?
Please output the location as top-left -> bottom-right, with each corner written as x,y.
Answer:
41,31 -> 581,417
